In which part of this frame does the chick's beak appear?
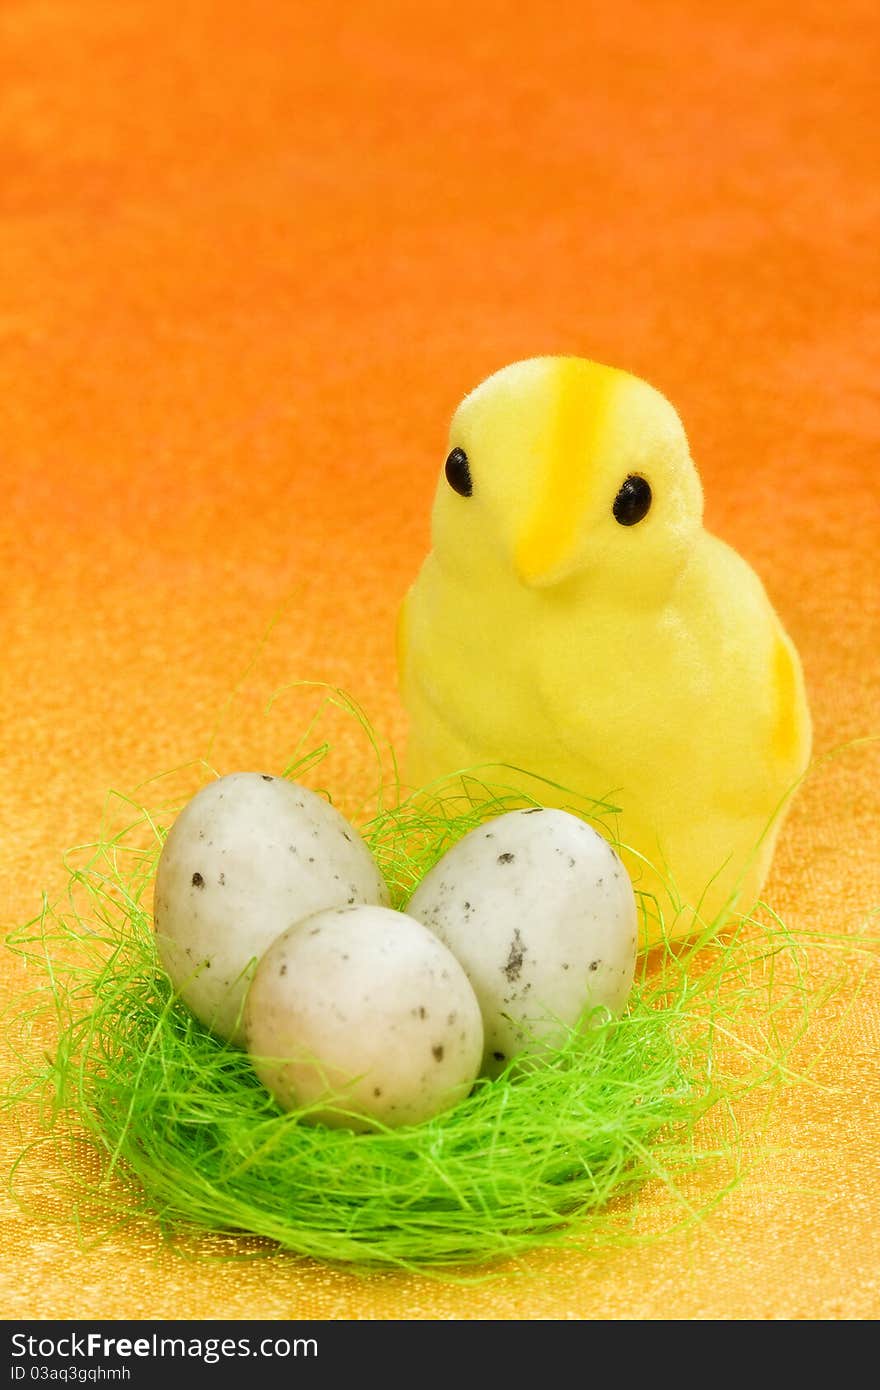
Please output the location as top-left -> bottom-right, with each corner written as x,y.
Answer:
512,491 -> 584,589
510,360 -> 616,588
513,536 -> 579,589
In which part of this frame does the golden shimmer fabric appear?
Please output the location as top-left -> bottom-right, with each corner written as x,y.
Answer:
1,0 -> 878,1320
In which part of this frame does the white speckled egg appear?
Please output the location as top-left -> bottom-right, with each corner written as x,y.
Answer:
153,773 -> 389,1043
407,808 -> 638,1077
243,905 -> 484,1129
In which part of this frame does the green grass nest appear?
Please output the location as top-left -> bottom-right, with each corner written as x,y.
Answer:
4,691 -> 839,1273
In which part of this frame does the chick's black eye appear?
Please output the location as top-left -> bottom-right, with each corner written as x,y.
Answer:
613,474 -> 652,526
445,447 -> 472,497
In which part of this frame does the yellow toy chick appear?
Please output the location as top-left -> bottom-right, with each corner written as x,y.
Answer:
399,357 -> 812,938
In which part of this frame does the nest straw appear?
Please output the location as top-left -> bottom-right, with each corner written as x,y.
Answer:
3,689 -> 848,1273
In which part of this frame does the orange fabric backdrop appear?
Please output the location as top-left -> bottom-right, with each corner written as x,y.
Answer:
1,0 -> 878,1319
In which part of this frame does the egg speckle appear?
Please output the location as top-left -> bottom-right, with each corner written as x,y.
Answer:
153,773 -> 389,1043
407,808 -> 638,1076
243,905 -> 484,1129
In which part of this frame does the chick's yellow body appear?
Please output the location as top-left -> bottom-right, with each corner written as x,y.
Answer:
400,358 -> 811,938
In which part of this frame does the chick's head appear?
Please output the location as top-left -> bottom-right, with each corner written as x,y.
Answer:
431,357 -> 704,601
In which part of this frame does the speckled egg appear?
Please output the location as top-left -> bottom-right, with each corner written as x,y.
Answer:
407,808 -> 638,1077
153,773 -> 389,1043
243,905 -> 484,1129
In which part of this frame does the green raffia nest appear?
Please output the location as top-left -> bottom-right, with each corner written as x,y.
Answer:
3,690 -> 841,1273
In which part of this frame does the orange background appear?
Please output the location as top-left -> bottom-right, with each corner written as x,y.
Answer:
2,0 -> 879,1320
